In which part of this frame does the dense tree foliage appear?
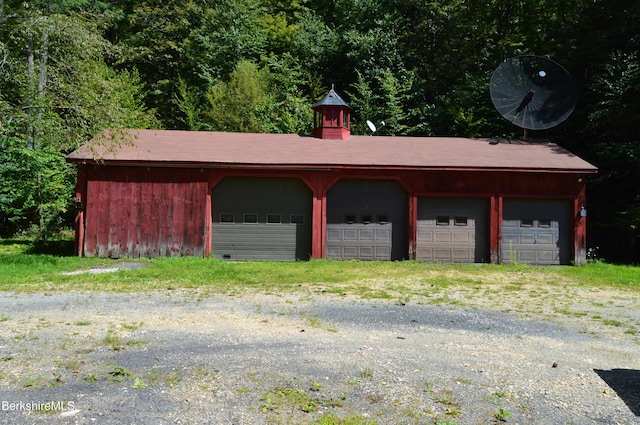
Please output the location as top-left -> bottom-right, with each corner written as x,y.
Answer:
0,0 -> 638,261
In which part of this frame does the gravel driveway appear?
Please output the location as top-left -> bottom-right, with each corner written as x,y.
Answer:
0,289 -> 638,425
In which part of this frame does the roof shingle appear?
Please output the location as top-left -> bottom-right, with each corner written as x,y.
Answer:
66,130 -> 597,173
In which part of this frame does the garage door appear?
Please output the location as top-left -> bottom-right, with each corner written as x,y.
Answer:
211,177 -> 312,261
326,180 -> 407,260
417,197 -> 490,263
502,199 -> 571,265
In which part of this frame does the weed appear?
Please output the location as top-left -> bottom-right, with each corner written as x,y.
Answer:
434,389 -> 460,408
444,407 -> 461,417
236,387 -> 250,394
62,359 -> 81,371
23,375 -> 46,388
107,366 -> 132,383
163,372 -> 182,387
359,367 -> 373,379
125,339 -> 149,346
304,314 -> 337,332
121,321 -> 144,331
424,381 -> 434,393
0,313 -> 11,322
74,320 -> 91,326
146,370 -> 160,385
493,408 -> 512,422
261,385 -> 319,413
602,319 -> 623,327
84,373 -> 99,382
132,377 -> 147,389
103,329 -> 121,346
312,412 -> 378,425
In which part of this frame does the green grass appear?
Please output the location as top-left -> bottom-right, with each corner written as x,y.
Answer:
1,237 -> 639,295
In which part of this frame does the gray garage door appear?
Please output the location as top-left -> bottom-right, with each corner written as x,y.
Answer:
326,179 -> 407,260
211,177 -> 312,261
417,197 -> 490,263
502,199 -> 571,265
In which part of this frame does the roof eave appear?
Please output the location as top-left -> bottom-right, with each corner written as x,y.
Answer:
66,158 -> 597,174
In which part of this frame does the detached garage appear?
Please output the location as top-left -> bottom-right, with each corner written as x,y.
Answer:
67,89 -> 597,265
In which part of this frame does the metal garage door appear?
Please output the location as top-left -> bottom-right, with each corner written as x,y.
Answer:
211,177 -> 312,261
417,197 -> 490,263
502,199 -> 571,265
326,180 -> 407,260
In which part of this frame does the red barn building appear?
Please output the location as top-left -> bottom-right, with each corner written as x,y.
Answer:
67,89 -> 597,265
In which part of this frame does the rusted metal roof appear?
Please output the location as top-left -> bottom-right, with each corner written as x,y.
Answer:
66,130 -> 597,173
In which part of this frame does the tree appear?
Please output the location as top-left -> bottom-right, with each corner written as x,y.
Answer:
0,4 -> 156,241
581,51 -> 640,261
205,60 -> 272,133
119,0 -> 268,128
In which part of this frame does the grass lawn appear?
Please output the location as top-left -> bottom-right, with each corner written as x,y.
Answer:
1,237 -> 638,297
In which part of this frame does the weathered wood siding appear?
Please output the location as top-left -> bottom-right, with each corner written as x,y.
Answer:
73,164 -> 589,264
83,166 -> 208,257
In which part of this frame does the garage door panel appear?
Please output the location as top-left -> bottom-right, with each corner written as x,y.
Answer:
375,246 -> 390,259
519,234 -> 536,244
537,250 -> 556,262
359,229 -> 374,241
537,234 -> 555,245
435,248 -> 452,261
453,232 -> 470,243
417,197 -> 489,263
327,246 -> 341,257
375,228 -> 391,241
453,248 -> 471,260
327,229 -> 341,241
343,229 -> 358,241
343,246 -> 357,258
417,230 -> 433,242
359,246 -> 374,258
519,250 -> 536,262
435,232 -> 452,243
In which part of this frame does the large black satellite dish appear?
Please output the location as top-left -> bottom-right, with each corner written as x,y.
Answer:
490,55 -> 576,132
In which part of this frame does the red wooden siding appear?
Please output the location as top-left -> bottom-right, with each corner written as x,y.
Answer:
83,166 -> 208,257
74,165 -> 588,263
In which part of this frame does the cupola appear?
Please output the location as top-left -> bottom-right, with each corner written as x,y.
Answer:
312,86 -> 351,140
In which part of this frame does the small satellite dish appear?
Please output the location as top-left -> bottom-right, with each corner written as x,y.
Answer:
490,56 -> 576,132
366,120 -> 377,133
365,120 -> 386,135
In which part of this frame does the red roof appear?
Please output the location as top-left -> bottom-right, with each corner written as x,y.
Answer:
66,129 -> 597,173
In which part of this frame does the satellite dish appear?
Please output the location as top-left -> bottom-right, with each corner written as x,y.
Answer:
366,120 -> 377,133
490,56 -> 576,132
365,120 -> 386,135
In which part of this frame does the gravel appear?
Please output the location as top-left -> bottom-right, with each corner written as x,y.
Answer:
0,290 -> 638,425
